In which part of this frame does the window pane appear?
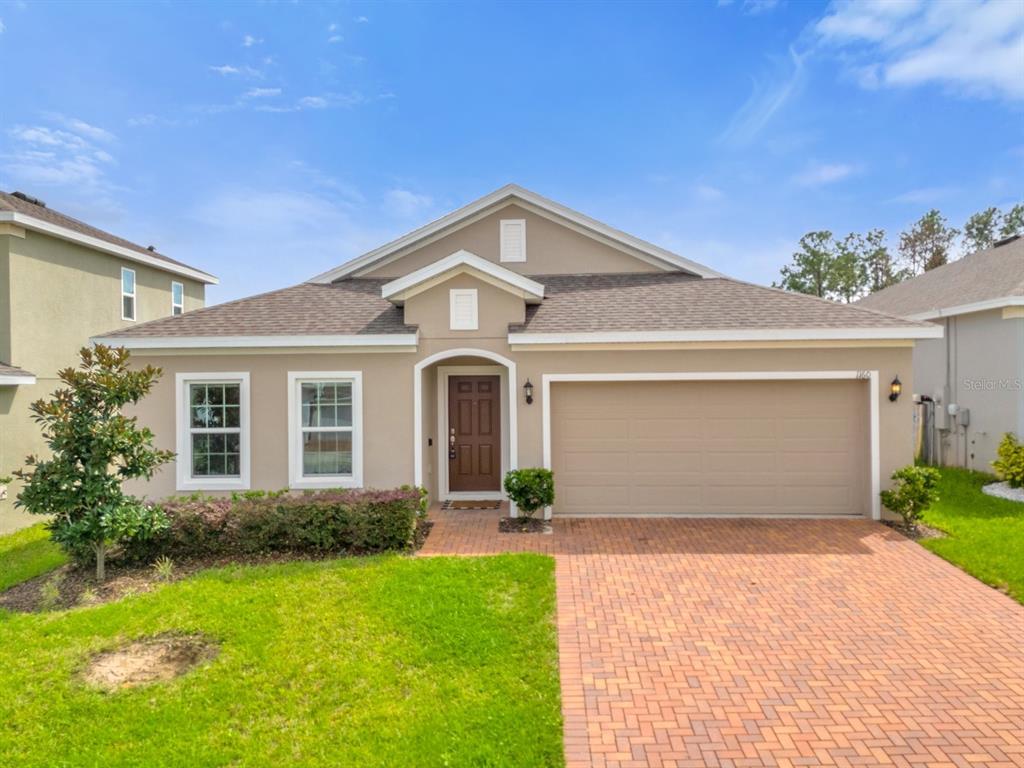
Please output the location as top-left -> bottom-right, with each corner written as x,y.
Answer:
122,270 -> 135,293
302,430 -> 352,476
173,305 -> 183,316
191,384 -> 208,406
172,282 -> 183,305
223,405 -> 240,429
191,430 -> 241,478
300,381 -> 352,428
122,296 -> 135,319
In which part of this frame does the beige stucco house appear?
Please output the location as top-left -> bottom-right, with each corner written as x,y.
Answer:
0,191 -> 218,531
96,185 -> 940,519
858,235 -> 1023,471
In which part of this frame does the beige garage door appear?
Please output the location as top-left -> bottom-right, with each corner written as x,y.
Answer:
550,379 -> 870,517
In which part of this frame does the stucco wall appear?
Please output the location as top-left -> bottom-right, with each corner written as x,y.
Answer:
914,310 -> 1024,470
361,204 -> 662,278
127,339 -> 915,520
0,229 -> 206,531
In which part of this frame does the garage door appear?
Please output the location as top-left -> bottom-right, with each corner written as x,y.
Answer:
550,379 -> 869,517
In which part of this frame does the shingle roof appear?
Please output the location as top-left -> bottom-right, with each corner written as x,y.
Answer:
509,273 -> 933,333
856,236 -> 1024,317
0,361 -> 36,378
97,272 -> 931,342
97,280 -> 414,338
0,191 -> 215,282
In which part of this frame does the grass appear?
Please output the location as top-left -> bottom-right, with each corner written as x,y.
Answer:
920,468 -> 1024,603
0,523 -> 67,591
0,554 -> 564,767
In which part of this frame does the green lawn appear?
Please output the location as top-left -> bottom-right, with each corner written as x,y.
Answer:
0,523 -> 67,591
920,468 -> 1024,604
0,553 -> 564,767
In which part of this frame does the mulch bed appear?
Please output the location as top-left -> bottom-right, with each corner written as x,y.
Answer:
498,516 -> 551,534
1,517 -> 436,614
881,520 -> 947,541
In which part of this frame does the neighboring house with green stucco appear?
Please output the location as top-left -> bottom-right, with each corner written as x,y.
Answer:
0,190 -> 218,532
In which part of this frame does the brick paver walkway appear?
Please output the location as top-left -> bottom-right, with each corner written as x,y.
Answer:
420,509 -> 1024,767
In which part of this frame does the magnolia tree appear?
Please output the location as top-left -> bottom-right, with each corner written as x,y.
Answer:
14,345 -> 173,580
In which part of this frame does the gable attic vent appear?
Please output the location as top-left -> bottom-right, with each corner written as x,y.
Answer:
11,191 -> 46,208
500,219 -> 526,263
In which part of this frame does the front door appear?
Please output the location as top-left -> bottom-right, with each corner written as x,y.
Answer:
448,375 -> 501,492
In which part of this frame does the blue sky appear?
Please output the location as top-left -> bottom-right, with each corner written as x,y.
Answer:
1,0 -> 1022,303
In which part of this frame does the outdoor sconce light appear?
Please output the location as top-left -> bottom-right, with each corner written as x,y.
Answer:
889,376 -> 902,402
523,379 -> 534,405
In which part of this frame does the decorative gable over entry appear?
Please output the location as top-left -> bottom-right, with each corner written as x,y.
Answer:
380,250 -> 545,306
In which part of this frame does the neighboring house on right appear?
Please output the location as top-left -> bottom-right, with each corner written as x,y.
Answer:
857,235 -> 1024,471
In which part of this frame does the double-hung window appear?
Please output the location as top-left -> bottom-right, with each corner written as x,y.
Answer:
176,373 -> 250,490
121,267 -> 136,321
171,281 -> 184,315
287,372 -> 363,488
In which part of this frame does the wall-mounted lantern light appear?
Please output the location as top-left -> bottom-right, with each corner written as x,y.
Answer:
889,376 -> 902,402
523,379 -> 534,405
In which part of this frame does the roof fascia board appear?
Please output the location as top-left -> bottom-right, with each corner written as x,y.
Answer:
90,333 -> 419,349
508,326 -> 944,345
381,250 -> 544,304
0,374 -> 37,386
310,184 -> 722,283
0,212 -> 220,285
906,295 -> 1024,321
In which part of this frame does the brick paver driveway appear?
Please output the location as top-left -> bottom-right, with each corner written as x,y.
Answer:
420,509 -> 1024,767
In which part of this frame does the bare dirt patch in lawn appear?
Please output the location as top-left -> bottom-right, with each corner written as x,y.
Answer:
81,634 -> 219,691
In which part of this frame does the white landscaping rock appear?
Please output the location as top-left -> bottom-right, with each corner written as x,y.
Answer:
982,481 -> 1024,503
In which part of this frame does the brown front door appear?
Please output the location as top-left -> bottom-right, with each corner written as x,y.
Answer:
448,375 -> 501,492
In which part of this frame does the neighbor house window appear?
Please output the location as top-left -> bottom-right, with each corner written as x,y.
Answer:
287,372 -> 363,489
500,219 -> 526,262
449,288 -> 478,330
171,281 -> 184,315
121,268 -> 136,321
175,373 -> 250,491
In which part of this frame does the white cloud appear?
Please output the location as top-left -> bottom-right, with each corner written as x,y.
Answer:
887,186 -> 957,204
354,16 -> 369,23
209,64 -> 262,78
244,87 -> 281,99
57,116 -> 116,143
298,96 -> 328,109
127,114 -> 158,127
693,184 -> 725,201
793,162 -> 858,186
719,46 -> 807,145
0,18 -> 6,34
744,0 -> 779,15
328,34 -> 343,44
815,0 -> 1024,101
384,189 -> 434,218
242,34 -> 262,47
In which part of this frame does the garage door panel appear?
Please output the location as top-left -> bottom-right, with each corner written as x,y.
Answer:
551,380 -> 868,517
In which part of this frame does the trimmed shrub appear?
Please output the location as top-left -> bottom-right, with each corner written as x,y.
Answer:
503,468 -> 555,519
880,465 -> 941,531
993,433 -> 1024,489
124,488 -> 420,561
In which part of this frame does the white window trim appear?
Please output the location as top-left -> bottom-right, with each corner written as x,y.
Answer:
499,219 -> 527,263
171,281 -> 184,315
540,370 -> 881,522
436,365 -> 509,502
121,267 -> 136,321
175,372 -> 251,491
287,371 -> 364,489
449,288 -> 479,331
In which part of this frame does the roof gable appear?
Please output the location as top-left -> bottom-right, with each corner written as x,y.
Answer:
310,184 -> 723,283
380,250 -> 545,305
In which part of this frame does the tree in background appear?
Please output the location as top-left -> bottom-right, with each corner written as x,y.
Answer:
999,203 -> 1024,240
774,231 -> 836,298
962,207 -> 1001,253
13,345 -> 173,580
831,234 -> 868,303
899,209 -> 959,272
858,229 -> 904,293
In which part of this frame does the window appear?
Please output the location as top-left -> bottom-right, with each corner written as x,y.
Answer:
176,373 -> 250,490
171,281 -> 184,315
449,288 -> 478,330
500,219 -> 526,262
288,372 -> 363,488
121,268 -> 136,321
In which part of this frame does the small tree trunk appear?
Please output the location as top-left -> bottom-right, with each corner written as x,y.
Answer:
94,541 -> 107,582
